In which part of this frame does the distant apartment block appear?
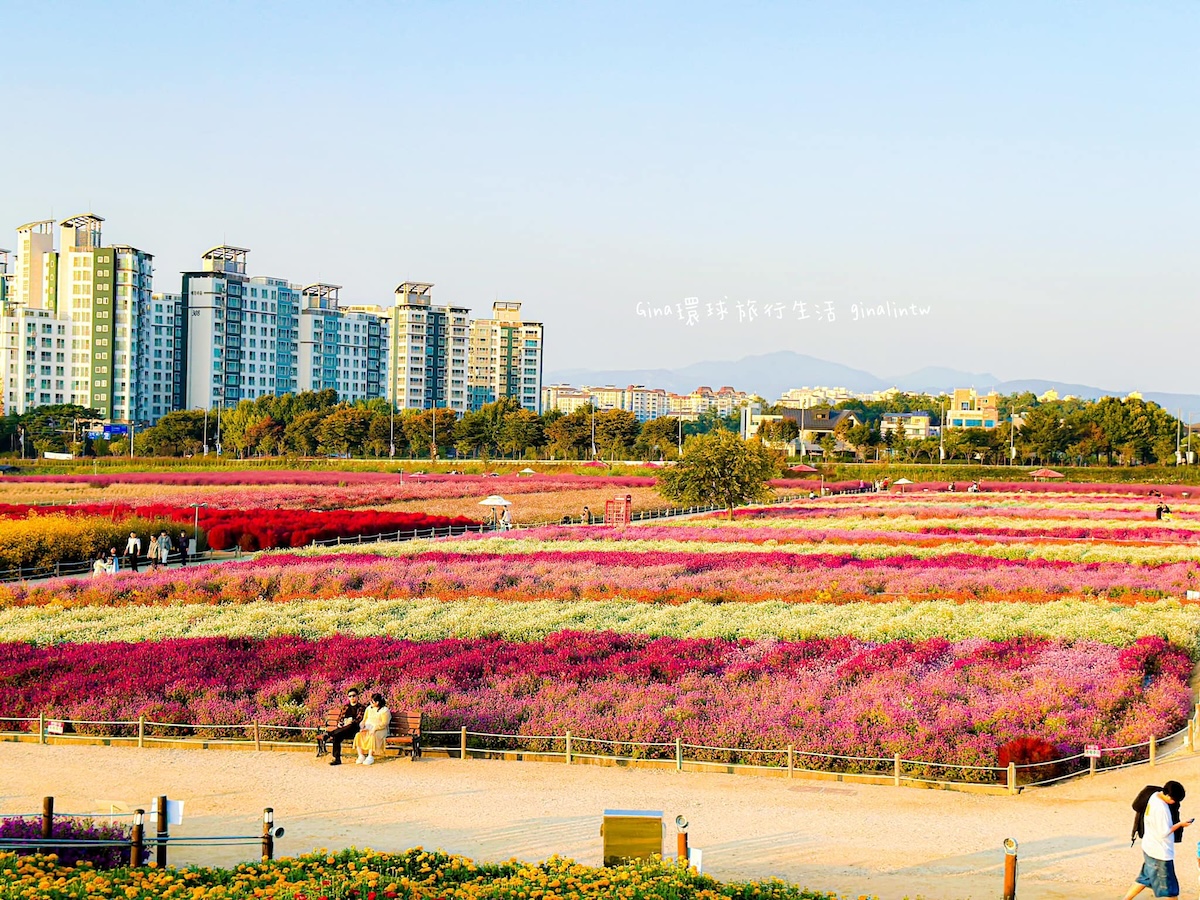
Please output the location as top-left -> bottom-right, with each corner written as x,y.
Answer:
468,301 -> 543,413
541,383 -> 748,423
389,282 -> 468,413
880,412 -> 934,440
778,385 -> 901,408
945,388 -> 1000,429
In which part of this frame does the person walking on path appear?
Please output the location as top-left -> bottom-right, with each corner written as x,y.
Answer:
147,534 -> 160,571
157,532 -> 172,569
177,531 -> 190,567
1124,781 -> 1193,900
124,532 -> 142,573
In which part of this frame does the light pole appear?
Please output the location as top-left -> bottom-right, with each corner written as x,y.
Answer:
430,403 -> 437,460
939,399 -> 946,464
389,403 -> 396,459
216,399 -> 223,455
591,403 -> 597,459
1009,409 -> 1024,464
189,502 -> 207,552
677,415 -> 683,456
197,407 -> 209,456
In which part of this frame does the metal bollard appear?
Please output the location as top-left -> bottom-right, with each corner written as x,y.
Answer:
130,810 -> 145,867
262,808 -> 275,861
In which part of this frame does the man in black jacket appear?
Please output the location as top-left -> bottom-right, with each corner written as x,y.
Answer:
319,689 -> 365,766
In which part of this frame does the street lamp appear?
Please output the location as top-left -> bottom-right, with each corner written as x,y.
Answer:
591,403 -> 597,459
389,402 -> 396,458
1009,409 -> 1024,464
189,502 -> 207,553
195,407 -> 209,456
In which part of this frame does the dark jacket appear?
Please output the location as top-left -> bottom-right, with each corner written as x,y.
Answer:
339,702 -> 366,729
1132,785 -> 1182,846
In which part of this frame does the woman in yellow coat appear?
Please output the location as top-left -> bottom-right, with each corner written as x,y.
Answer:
354,693 -> 391,765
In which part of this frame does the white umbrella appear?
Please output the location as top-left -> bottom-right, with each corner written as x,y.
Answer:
479,495 -> 511,528
893,477 -> 913,494
519,467 -> 537,475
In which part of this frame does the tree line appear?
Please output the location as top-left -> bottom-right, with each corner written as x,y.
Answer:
2,393 -> 741,460
756,393 -> 1195,466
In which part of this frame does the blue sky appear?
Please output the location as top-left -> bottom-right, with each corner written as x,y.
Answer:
2,2 -> 1196,391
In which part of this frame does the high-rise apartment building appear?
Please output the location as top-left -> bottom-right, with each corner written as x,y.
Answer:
467,301 -> 543,412
183,245 -> 248,411
297,284 -> 389,402
388,282 -> 468,412
148,292 -> 184,419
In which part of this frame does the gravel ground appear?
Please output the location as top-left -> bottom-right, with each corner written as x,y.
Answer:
3,742 -> 1198,900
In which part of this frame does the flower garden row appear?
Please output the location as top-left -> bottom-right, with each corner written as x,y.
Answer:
0,632 -> 1188,769
0,508 -> 478,570
0,848 -> 835,899
4,548 -> 1200,608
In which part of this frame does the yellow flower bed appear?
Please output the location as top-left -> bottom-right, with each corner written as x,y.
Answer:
0,847 -> 838,900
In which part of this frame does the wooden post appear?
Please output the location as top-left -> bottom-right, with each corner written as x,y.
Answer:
1007,762 -> 1017,795
261,808 -> 274,862
254,721 -> 261,752
38,712 -> 45,745
41,796 -> 53,854
138,715 -> 145,748
676,737 -> 683,772
130,811 -> 145,867
155,795 -> 168,868
787,744 -> 794,778
1089,756 -> 1097,777
676,831 -> 689,865
460,726 -> 468,760
1149,735 -> 1157,766
1002,845 -> 1018,900
894,753 -> 901,786
565,731 -> 572,765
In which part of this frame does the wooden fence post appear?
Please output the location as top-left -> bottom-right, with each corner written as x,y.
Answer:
460,726 -> 468,760
1089,755 -> 1097,777
787,744 -> 794,778
565,731 -> 572,765
1007,762 -> 1017,795
253,722 -> 261,752
41,796 -> 53,850
38,712 -> 45,745
893,753 -> 901,786
1149,735 -> 1157,767
138,715 -> 145,748
676,737 -> 683,772
155,795 -> 169,869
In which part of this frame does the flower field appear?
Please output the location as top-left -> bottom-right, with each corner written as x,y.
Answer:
0,504 -> 478,553
1,481 -> 1198,781
0,848 -> 835,900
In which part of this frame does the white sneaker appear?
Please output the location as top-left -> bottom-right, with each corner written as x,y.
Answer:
363,755 -> 375,766
355,754 -> 365,764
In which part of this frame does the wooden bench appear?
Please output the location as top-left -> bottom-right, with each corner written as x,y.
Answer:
322,709 -> 422,759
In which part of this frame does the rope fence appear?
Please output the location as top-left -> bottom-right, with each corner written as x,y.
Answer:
5,709 -> 1197,793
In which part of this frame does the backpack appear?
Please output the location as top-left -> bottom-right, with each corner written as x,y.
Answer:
1132,785 -> 1182,846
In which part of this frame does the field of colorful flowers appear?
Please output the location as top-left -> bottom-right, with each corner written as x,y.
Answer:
1,484 -> 1197,780
0,847 -> 834,900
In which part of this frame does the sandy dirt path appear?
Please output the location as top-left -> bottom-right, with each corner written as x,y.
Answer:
3,742 -> 1198,900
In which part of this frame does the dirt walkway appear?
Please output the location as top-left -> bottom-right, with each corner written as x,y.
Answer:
3,742 -> 1196,899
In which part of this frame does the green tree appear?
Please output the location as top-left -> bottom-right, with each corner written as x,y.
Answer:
403,408 -> 458,459
593,409 -> 641,459
499,408 -> 543,458
658,430 -> 779,519
284,410 -> 326,456
315,405 -> 374,456
545,406 -> 594,459
635,416 -> 685,460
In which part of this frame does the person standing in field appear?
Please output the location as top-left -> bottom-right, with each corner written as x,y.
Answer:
1124,781 -> 1192,900
147,533 -> 159,571
158,532 -> 172,568
125,531 -> 142,573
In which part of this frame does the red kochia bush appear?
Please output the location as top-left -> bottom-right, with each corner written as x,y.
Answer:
0,503 -> 479,551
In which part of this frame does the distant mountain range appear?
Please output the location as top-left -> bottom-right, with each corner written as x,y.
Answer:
547,351 -> 1200,413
